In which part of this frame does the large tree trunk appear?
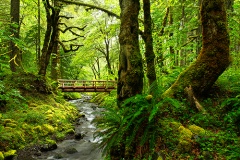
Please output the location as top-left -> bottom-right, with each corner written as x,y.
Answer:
37,0 -> 41,68
117,0 -> 143,102
51,24 -> 60,80
163,0 -> 230,98
142,0 -> 157,94
9,0 -> 22,72
38,0 -> 60,76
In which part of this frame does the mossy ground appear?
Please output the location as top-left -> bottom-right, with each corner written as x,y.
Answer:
0,73 -> 80,159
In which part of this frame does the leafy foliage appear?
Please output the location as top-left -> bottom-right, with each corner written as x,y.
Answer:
94,93 -> 183,159
0,80 -> 26,110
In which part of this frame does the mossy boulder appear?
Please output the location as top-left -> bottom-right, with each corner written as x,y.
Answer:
178,126 -> 193,152
40,139 -> 57,152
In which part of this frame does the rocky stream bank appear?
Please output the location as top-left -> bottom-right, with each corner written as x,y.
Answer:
15,97 -> 104,160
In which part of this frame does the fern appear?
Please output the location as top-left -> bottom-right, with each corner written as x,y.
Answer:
94,94 -> 183,159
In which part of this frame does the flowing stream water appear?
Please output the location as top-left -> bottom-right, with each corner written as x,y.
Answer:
35,96 -> 104,160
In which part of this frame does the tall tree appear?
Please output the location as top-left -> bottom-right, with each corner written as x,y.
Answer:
37,0 -> 41,68
9,0 -> 22,72
117,0 -> 143,102
140,0 -> 157,94
163,0 -> 230,98
38,0 -> 61,76
50,0 -> 61,80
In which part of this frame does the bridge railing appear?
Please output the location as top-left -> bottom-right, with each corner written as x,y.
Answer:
58,79 -> 117,89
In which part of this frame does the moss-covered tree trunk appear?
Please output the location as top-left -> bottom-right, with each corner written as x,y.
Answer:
38,0 -> 60,76
51,22 -> 60,80
142,0 -> 157,94
10,0 -> 22,72
163,0 -> 230,98
117,0 -> 143,102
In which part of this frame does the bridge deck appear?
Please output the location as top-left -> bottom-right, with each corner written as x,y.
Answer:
58,79 -> 116,92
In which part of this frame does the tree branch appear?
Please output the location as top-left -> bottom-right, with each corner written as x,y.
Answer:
58,25 -> 86,33
58,41 -> 83,53
59,15 -> 74,19
59,0 -> 120,19
62,36 -> 84,42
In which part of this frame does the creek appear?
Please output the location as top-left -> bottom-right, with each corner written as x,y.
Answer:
35,96 -> 104,160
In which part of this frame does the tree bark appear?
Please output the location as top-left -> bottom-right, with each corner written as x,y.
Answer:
37,0 -> 41,68
117,0 -> 143,102
155,7 -> 169,68
163,0 -> 230,98
51,23 -> 60,80
38,0 -> 60,76
226,0 -> 234,11
142,0 -> 157,94
169,7 -> 176,66
9,0 -> 22,72
105,38 -> 113,75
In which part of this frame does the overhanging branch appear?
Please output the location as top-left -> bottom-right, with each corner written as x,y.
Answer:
58,41 -> 83,53
59,0 -> 120,19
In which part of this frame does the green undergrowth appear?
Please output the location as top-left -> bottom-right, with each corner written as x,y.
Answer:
62,92 -> 82,100
0,73 -> 79,159
90,91 -> 116,107
93,68 -> 240,160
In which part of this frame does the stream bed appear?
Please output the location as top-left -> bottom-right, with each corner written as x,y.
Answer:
35,97 -> 104,160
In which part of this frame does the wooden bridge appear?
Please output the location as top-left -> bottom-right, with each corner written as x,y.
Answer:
58,79 -> 116,92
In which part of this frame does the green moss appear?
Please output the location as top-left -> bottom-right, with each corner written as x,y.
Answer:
157,156 -> 163,160
5,123 -> 17,128
178,139 -> 192,152
189,125 -> 205,136
178,126 -> 193,138
4,127 -> 12,130
45,139 -> 56,145
42,124 -> 55,134
65,128 -> 75,134
45,109 -> 53,114
3,150 -> 16,158
46,114 -> 54,120
33,125 -> 42,132
56,132 -> 66,140
29,103 -> 38,108
178,126 -> 193,152
0,152 -> 4,160
145,95 -> 153,101
3,119 -> 16,124
169,121 -> 182,130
